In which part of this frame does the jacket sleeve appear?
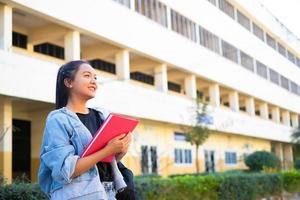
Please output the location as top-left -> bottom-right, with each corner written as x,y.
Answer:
40,115 -> 79,184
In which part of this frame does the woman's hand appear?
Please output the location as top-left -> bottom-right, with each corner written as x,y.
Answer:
115,132 -> 132,161
105,132 -> 131,154
71,132 -> 132,178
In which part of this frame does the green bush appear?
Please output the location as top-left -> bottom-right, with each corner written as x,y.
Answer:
135,172 -> 289,200
135,175 -> 221,200
1,170 -> 300,200
244,151 -> 280,171
281,170 -> 300,193
0,183 -> 47,200
294,159 -> 300,170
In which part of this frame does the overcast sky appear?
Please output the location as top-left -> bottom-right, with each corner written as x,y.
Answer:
259,0 -> 300,39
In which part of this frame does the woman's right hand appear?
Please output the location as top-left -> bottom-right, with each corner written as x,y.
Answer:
105,133 -> 131,154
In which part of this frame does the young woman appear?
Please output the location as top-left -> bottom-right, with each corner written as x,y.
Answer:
38,60 -> 135,200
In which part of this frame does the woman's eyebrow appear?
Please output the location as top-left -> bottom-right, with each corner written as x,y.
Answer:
82,71 -> 97,76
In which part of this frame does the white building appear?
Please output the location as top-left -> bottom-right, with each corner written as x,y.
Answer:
0,0 -> 299,183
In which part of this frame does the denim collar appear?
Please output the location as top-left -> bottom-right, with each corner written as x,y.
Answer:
57,107 -> 107,134
59,106 -> 106,121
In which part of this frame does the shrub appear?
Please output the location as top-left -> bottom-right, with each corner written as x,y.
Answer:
281,170 -> 300,193
135,175 -> 221,200
244,151 -> 280,171
294,159 -> 300,170
0,183 -> 47,200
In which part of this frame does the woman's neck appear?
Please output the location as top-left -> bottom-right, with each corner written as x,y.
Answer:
66,96 -> 89,114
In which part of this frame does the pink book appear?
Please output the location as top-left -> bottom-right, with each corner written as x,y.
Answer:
80,113 -> 139,162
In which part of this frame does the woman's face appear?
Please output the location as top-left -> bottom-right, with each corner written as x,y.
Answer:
67,63 -> 98,100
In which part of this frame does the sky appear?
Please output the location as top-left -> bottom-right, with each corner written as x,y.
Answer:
259,0 -> 300,39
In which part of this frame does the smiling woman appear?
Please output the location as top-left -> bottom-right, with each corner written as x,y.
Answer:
38,60 -> 135,200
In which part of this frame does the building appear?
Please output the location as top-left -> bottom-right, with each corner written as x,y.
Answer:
0,0 -> 299,183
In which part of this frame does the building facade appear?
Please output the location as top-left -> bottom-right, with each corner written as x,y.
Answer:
0,0 -> 299,183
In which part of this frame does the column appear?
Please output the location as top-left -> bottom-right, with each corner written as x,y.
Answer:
229,91 -> 239,112
115,50 -> 130,81
0,97 -> 12,183
282,111 -> 291,127
271,107 -> 280,123
259,102 -> 269,120
184,74 -> 197,99
245,97 -> 255,116
64,30 -> 80,61
166,6 -> 172,30
209,84 -> 220,107
0,4 -> 12,51
130,0 -> 135,11
274,143 -> 283,168
154,64 -> 168,93
283,144 -> 293,170
291,114 -> 299,128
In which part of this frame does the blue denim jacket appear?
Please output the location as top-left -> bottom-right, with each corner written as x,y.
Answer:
38,106 -> 111,199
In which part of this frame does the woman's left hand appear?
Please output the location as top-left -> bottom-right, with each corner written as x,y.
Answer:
116,132 -> 132,161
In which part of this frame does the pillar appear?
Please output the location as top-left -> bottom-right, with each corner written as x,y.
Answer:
0,97 -> 12,183
154,64 -> 168,93
64,30 -> 80,61
291,114 -> 299,128
271,107 -> 280,123
0,4 -> 12,52
245,97 -> 255,116
209,84 -> 220,107
115,50 -> 130,81
184,74 -> 197,99
283,144 -> 293,170
229,91 -> 239,112
282,111 -> 291,127
259,102 -> 269,120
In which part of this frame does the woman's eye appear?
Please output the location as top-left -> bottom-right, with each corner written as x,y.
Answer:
94,76 -> 98,80
84,74 -> 90,77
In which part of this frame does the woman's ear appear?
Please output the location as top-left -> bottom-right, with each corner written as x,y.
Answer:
64,78 -> 73,88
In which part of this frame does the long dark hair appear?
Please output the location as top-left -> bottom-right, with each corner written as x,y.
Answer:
55,60 -> 89,109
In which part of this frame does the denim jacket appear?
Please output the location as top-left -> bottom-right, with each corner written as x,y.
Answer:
38,106 -> 112,199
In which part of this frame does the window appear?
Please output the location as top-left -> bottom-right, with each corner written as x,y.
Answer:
266,34 -> 276,50
89,59 -> 116,74
277,43 -> 287,57
174,148 -> 192,164
174,132 -> 187,141
218,0 -> 235,19
290,81 -> 298,95
225,152 -> 237,164
199,26 -> 220,54
296,58 -> 300,68
168,81 -> 181,93
221,40 -> 238,63
113,0 -> 130,8
237,11 -> 250,31
269,69 -> 280,85
34,43 -> 64,59
252,23 -> 264,41
171,10 -> 197,42
130,71 -> 154,85
240,51 -> 254,71
12,31 -> 27,49
141,145 -> 158,174
207,0 -> 216,5
280,75 -> 289,90
256,61 -> 268,79
136,0 -> 168,27
287,51 -> 296,64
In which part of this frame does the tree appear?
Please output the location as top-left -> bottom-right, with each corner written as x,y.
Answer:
182,97 -> 212,173
291,126 -> 300,167
291,126 -> 300,144
244,151 -> 280,171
